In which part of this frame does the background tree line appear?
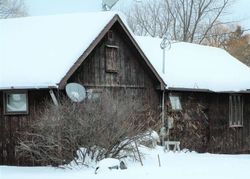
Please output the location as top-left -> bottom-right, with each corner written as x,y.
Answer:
122,0 -> 250,66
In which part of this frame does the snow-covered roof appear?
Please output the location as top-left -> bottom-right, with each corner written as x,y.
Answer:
136,36 -> 250,92
0,11 -> 126,89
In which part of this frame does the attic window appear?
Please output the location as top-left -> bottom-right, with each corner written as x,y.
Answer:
107,30 -> 114,41
105,45 -> 119,72
4,91 -> 28,115
229,94 -> 243,127
169,95 -> 182,111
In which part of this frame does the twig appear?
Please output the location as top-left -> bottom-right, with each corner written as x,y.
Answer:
134,140 -> 143,166
157,154 -> 161,167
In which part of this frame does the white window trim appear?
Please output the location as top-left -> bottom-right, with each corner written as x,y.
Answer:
3,91 -> 29,115
229,94 -> 243,127
169,94 -> 182,111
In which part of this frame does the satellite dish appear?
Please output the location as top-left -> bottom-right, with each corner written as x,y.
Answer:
102,0 -> 119,10
66,83 -> 86,102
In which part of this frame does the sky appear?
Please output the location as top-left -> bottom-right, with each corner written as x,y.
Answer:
24,0 -> 250,29
25,0 -> 101,15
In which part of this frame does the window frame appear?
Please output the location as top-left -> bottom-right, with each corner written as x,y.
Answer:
86,89 -> 102,101
105,44 -> 119,73
3,90 -> 29,115
169,94 -> 182,111
229,94 -> 243,127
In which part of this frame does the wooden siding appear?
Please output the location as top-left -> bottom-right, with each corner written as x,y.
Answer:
0,21 -> 161,166
0,90 -> 51,165
209,93 -> 250,153
68,22 -> 161,115
167,91 -> 250,153
167,92 -> 210,152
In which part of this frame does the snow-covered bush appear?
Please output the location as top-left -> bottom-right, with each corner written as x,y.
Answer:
16,91 -> 159,166
138,130 -> 160,148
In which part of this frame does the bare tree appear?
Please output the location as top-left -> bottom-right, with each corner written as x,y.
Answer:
125,0 -> 232,43
0,0 -> 27,19
202,22 -> 231,47
126,0 -> 173,37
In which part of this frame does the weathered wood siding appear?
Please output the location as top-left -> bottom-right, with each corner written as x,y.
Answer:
209,93 -> 250,153
167,91 -> 250,153
68,22 -> 161,115
0,22 -> 161,166
167,91 -> 210,152
0,90 -> 51,165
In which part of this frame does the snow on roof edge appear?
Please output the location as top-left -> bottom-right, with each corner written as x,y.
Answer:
135,36 -> 250,93
0,11 -> 126,89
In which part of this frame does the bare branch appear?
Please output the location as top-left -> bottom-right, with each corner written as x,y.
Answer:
0,0 -> 27,19
123,0 -> 233,43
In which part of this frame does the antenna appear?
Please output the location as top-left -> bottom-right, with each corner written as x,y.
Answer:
160,37 -> 171,74
102,0 -> 119,11
65,83 -> 86,102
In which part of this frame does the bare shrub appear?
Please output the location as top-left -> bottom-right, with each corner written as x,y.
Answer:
167,95 -> 209,152
17,91 -> 158,166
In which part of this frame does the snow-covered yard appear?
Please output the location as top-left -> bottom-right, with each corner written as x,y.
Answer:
1,146 -> 250,179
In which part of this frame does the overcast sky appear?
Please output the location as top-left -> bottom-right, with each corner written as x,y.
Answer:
24,0 -> 250,29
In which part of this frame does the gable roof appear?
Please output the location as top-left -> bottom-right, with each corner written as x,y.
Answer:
0,12 -> 164,90
136,36 -> 250,92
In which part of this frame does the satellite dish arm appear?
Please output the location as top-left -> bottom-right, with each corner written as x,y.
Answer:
49,89 -> 59,106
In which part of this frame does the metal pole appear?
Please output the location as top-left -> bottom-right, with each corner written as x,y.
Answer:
161,91 -> 165,128
161,91 -> 165,144
162,47 -> 165,74
160,37 -> 170,145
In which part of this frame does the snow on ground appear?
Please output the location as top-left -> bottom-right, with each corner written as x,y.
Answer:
1,146 -> 250,179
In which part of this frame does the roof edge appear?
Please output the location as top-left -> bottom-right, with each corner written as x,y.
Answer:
58,14 -> 166,90
58,14 -> 120,89
167,87 -> 250,94
115,16 -> 166,90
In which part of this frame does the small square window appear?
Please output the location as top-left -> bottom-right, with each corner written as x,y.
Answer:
229,94 -> 243,127
86,89 -> 102,101
4,92 -> 28,114
105,45 -> 118,73
169,95 -> 182,111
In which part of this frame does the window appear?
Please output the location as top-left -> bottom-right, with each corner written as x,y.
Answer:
105,45 -> 118,72
86,89 -> 102,100
229,94 -> 243,127
107,30 -> 114,41
4,91 -> 28,114
169,95 -> 182,111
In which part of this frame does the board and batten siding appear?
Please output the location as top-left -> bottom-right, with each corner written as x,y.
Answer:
167,91 -> 250,153
209,93 -> 250,153
0,90 -> 51,165
0,22 -> 162,166
68,22 -> 162,116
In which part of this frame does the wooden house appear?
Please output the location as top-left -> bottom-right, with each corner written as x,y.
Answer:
137,36 -> 250,153
0,12 -> 165,165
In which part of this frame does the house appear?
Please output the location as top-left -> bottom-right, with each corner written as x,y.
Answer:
136,36 -> 250,153
0,12 -> 165,165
